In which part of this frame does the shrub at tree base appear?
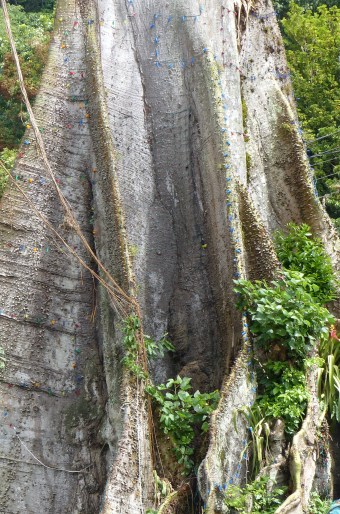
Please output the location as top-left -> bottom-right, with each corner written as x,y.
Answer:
234,270 -> 334,360
274,223 -> 338,304
122,315 -> 220,474
231,223 -> 338,512
224,475 -> 287,514
256,361 -> 309,435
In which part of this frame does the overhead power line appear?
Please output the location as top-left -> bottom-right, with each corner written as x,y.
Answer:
310,147 -> 340,159
318,190 -> 340,200
305,128 -> 340,145
312,156 -> 339,167
315,170 -> 340,181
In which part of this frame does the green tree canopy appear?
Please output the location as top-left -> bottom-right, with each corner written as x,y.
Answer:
8,0 -> 54,12
0,3 -> 54,151
274,0 -> 338,19
281,3 -> 340,227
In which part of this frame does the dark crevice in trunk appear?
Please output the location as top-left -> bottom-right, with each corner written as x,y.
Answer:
330,422 -> 340,498
125,16 -> 234,395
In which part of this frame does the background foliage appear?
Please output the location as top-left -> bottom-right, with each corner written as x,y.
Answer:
273,0 -> 338,18
8,0 -> 54,11
0,2 -> 54,160
280,3 -> 340,229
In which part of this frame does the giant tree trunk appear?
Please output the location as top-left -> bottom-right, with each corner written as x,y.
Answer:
0,0 -> 339,512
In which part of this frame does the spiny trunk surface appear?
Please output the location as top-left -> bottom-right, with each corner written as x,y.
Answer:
0,0 -> 339,513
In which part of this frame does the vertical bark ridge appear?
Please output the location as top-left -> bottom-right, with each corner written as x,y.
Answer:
0,0 -> 339,512
0,0 -> 107,511
79,1 -> 155,511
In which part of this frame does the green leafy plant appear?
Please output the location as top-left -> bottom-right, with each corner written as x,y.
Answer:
144,333 -> 174,360
235,270 -> 334,359
122,315 -> 219,473
237,362 -> 308,476
146,376 -> 219,473
122,315 -> 174,379
121,315 -> 147,379
152,470 -> 172,508
317,334 -> 340,421
307,491 -> 332,514
225,483 -> 251,512
257,361 -> 309,435
0,147 -> 17,197
236,404 -> 271,477
224,475 -> 287,514
275,223 -> 338,303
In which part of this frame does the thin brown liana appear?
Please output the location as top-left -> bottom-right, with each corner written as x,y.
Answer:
0,2 -> 155,470
0,0 -> 133,315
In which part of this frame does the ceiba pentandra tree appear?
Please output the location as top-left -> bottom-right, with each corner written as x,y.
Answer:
0,0 -> 339,512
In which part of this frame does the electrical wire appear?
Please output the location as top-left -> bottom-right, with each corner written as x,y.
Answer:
305,128 -> 340,145
309,147 -> 340,159
311,156 -> 339,167
315,170 -> 340,181
317,190 -> 340,201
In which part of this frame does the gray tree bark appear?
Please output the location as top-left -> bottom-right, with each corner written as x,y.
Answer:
0,0 -> 339,512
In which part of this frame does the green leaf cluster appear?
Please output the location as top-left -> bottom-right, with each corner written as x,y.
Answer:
224,475 -> 287,514
0,147 -> 16,197
234,270 -> 334,359
236,404 -> 271,477
307,491 -> 331,514
122,315 -> 219,473
122,315 -> 174,379
144,333 -> 175,360
257,361 -> 309,435
237,364 -> 309,479
274,223 -> 338,304
146,376 -> 219,473
121,315 -> 146,379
